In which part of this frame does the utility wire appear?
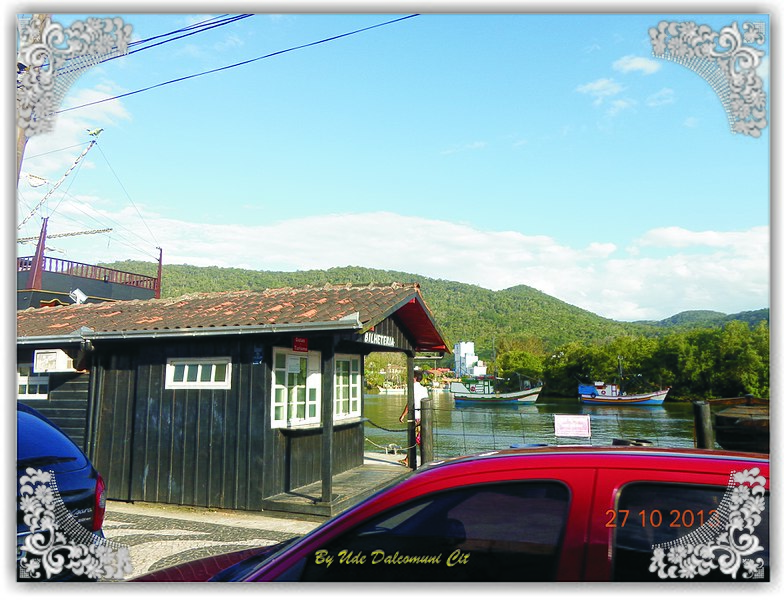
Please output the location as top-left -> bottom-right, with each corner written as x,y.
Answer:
93,143 -> 160,247
121,14 -> 253,58
56,14 -> 419,115
24,14 -> 253,78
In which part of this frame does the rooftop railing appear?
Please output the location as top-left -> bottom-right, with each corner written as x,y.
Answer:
17,255 -> 158,290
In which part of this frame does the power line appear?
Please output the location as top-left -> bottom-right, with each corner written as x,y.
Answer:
93,143 -> 160,247
22,14 -> 254,79
56,14 -> 420,115
122,14 -> 254,58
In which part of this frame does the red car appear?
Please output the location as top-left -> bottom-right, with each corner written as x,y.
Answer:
135,446 -> 769,582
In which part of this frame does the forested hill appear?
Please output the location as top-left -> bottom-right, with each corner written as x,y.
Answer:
104,261 -> 768,356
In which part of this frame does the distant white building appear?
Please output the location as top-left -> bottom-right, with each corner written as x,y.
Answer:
453,341 -> 487,378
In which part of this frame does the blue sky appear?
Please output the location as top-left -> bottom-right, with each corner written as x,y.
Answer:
12,5 -> 773,322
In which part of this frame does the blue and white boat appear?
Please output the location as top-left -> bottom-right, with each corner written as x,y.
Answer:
578,381 -> 669,405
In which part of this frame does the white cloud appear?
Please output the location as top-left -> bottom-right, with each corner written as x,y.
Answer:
576,78 -> 624,105
633,226 -> 768,253
23,86 -> 131,168
613,55 -> 661,75
607,98 -> 636,116
440,141 -> 487,155
45,210 -> 768,322
646,88 -> 675,107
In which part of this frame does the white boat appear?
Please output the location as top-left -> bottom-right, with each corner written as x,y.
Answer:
578,356 -> 670,406
378,386 -> 405,395
578,382 -> 669,405
450,377 -> 542,404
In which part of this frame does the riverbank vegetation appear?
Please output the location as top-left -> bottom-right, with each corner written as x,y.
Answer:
536,320 -> 769,400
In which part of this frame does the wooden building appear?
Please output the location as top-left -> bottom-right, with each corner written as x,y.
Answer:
16,283 -> 449,516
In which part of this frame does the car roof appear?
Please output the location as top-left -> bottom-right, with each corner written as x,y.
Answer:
409,445 -> 769,480
424,445 -> 768,466
17,404 -> 89,471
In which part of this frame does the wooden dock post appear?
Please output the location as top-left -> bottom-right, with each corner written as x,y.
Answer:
320,343 -> 336,502
420,397 -> 434,465
692,401 -> 715,449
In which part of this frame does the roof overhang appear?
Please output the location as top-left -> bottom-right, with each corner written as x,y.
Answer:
17,314 -> 363,345
362,293 -> 449,354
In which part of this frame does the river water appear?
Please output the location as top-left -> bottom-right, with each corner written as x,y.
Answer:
363,390 -> 698,460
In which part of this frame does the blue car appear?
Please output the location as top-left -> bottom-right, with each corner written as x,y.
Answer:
16,403 -> 107,582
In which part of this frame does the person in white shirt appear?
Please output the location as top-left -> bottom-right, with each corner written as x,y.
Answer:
398,367 -> 428,466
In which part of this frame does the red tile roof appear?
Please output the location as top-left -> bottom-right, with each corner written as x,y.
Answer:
17,283 -> 449,353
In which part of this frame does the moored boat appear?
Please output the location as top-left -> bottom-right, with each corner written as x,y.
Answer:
578,382 -> 669,405
450,377 -> 542,404
578,356 -> 670,405
710,396 -> 769,453
378,386 -> 405,395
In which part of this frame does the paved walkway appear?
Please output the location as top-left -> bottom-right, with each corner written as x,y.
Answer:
102,451 -> 409,580
103,500 -> 325,580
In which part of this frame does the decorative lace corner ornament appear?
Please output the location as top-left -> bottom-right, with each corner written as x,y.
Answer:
649,468 -> 767,580
17,467 -> 132,581
649,20 -> 768,138
16,15 -> 133,138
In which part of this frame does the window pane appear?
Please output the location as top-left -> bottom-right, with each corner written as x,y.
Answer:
214,363 -> 227,382
613,483 -> 770,582
19,384 -> 27,395
38,383 -> 48,395
298,482 -> 569,582
200,364 -> 213,382
275,388 -> 286,404
173,364 -> 185,382
186,364 -> 199,382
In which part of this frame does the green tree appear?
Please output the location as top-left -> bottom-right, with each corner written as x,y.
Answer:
496,350 -> 544,380
713,321 -> 767,397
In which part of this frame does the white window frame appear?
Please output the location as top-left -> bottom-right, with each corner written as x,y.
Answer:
334,354 -> 362,420
165,357 -> 232,390
17,364 -> 49,400
271,348 -> 321,428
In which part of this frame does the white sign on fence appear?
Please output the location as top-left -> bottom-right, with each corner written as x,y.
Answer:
554,414 -> 592,438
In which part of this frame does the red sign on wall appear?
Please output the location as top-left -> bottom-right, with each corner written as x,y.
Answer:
293,337 -> 308,353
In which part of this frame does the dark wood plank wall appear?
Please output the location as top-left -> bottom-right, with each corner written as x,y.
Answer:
357,314 -> 414,353
126,337 -> 267,510
93,350 -> 138,502
16,369 -> 90,450
282,423 -> 364,490
27,317 -> 415,512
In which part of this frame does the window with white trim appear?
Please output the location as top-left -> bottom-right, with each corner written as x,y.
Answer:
272,349 -> 321,428
334,355 -> 361,419
165,357 -> 232,389
17,364 -> 49,400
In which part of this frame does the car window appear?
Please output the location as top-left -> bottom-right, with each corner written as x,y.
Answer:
292,481 -> 570,581
612,483 -> 770,582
